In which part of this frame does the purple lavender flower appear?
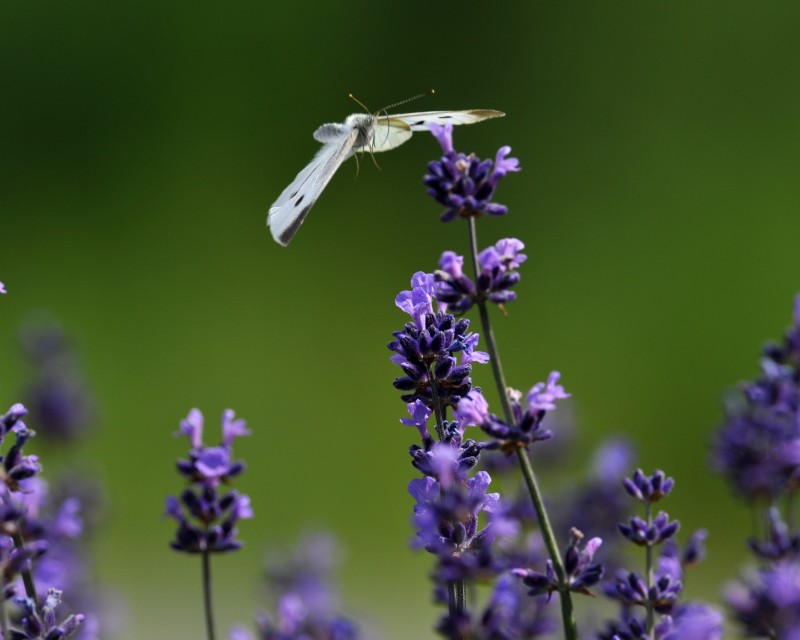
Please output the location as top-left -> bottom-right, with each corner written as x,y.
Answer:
712,295 -> 800,502
424,123 -> 520,222
748,508 -> 800,561
597,605 -> 723,640
435,239 -> 527,312
725,559 -> 800,638
409,470 -> 499,556
232,532 -> 361,639
0,281 -> 6,293
598,464 -> 722,638
436,573 -> 555,639
712,405 -> 800,501
0,403 -> 43,496
623,469 -> 675,504
19,321 -> 95,443
660,603 -> 724,640
513,528 -> 604,597
0,405 -> 90,637
455,375 -> 569,453
166,408 -> 253,554
389,272 -> 486,409
618,512 -> 680,547
13,588 -> 85,639
608,566 -> 683,614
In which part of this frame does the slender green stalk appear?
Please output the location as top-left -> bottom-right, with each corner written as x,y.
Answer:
465,216 -> 578,640
427,366 -> 447,442
202,548 -> 216,640
644,502 -> 654,633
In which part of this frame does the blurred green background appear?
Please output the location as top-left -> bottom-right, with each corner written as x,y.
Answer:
2,1 -> 800,637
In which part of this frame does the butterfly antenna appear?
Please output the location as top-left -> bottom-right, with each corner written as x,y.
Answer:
379,89 -> 435,114
348,93 -> 371,114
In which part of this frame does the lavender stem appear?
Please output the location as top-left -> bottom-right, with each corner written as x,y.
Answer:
202,548 -> 216,640
465,216 -> 578,640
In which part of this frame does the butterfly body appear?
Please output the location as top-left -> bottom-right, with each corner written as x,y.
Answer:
268,109 -> 503,246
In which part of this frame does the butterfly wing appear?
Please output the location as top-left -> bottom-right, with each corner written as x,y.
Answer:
390,109 -> 505,132
268,128 -> 359,246
363,118 -> 413,153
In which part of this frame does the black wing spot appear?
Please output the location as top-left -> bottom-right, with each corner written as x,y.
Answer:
295,194 -> 305,206
280,205 -> 312,245
440,115 -> 452,119
413,120 -> 425,126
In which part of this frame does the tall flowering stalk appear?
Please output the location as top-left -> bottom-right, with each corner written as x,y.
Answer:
387,123 -> 612,638
713,296 -> 800,638
165,408 -> 254,640
426,122 -> 582,638
597,469 -> 722,639
0,403 -> 85,639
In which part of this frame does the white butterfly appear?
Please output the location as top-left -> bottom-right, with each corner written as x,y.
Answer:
267,108 -> 504,245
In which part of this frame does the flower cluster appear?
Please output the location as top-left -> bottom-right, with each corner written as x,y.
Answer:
712,295 -> 800,501
424,123 -> 520,221
230,533 -> 360,640
12,588 -> 85,639
725,538 -> 800,638
435,238 -> 527,313
404,397 -> 510,582
454,373 -> 569,453
389,272 -> 488,411
436,573 -> 555,640
600,469 -> 721,640
165,409 -> 253,554
0,403 -> 86,639
19,321 -> 95,442
513,528 -> 604,597
713,297 -> 800,638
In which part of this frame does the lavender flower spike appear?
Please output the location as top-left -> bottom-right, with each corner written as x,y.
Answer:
623,469 -> 675,504
435,239 -> 528,312
389,273 -> 485,409
166,408 -> 253,554
513,528 -> 604,597
14,588 -> 85,639
424,123 -> 520,222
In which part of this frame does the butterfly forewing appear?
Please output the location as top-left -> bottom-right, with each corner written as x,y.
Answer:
391,110 -> 504,131
268,127 -> 359,246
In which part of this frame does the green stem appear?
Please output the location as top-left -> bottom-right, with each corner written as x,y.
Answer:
427,365 -> 447,441
202,548 -> 216,640
515,448 -> 578,638
465,217 -> 513,422
465,216 -> 578,640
